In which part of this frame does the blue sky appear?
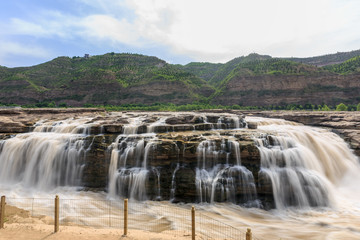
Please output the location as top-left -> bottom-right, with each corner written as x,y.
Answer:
1,0 -> 360,67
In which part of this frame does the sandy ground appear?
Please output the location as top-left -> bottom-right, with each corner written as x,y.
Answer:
0,224 -> 193,240
0,205 -> 195,240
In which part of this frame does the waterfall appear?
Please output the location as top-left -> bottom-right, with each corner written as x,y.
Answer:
33,118 -> 93,134
217,117 -> 224,129
152,167 -> 162,200
2,111 -> 358,212
123,117 -> 146,134
195,138 -> 258,205
0,118 -> 92,190
253,117 -> 359,209
108,135 -> 157,200
147,117 -> 167,133
170,163 -> 180,201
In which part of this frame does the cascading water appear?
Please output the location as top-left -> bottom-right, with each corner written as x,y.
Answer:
108,134 -> 157,200
251,117 -> 360,209
195,138 -> 258,205
0,118 -> 93,190
2,111 -> 360,239
216,115 -> 245,129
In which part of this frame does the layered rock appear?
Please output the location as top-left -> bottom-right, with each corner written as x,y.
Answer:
212,73 -> 360,107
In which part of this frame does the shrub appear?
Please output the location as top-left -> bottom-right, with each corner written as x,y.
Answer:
321,105 -> 331,111
336,103 -> 348,111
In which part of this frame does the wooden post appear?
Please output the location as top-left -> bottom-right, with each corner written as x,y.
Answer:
123,199 -> 128,236
246,228 -> 252,240
191,206 -> 195,240
0,196 -> 5,229
54,195 -> 59,233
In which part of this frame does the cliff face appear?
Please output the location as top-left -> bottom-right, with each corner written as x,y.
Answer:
212,73 -> 360,106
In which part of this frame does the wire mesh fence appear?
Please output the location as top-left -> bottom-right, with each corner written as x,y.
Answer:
127,201 -> 192,237
197,211 -> 246,240
59,198 -> 124,228
6,197 -> 54,220
1,196 -> 261,240
196,211 -> 261,240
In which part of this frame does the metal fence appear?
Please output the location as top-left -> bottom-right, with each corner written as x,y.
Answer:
1,195 -> 260,240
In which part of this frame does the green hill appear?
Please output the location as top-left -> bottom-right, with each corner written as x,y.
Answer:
179,62 -> 223,82
208,53 -> 272,87
287,49 -> 360,66
230,58 -> 322,76
1,50 -> 360,108
210,58 -> 360,107
212,58 -> 325,98
0,53 -> 214,106
323,56 -> 360,74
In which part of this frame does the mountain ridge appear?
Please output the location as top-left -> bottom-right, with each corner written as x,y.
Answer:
1,50 -> 360,107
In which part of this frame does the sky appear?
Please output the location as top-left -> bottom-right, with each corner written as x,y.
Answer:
1,0 -> 360,67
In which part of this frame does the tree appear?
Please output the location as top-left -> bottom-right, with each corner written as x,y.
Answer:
336,103 -> 348,111
357,103 -> 360,111
321,105 -> 330,111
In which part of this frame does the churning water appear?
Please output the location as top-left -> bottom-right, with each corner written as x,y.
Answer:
0,114 -> 360,239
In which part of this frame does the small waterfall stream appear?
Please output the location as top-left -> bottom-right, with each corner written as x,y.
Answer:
195,138 -> 258,205
108,134 -> 157,200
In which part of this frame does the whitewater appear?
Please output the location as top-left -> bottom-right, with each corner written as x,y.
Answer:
0,115 -> 359,239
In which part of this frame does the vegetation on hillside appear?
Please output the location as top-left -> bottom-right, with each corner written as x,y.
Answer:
179,62 -> 223,82
2,101 -> 359,112
0,53 -> 213,105
208,53 -> 272,86
1,50 -> 360,108
0,53 -> 212,89
210,58 -> 326,100
231,58 -> 323,76
323,56 -> 360,74
287,49 -> 360,66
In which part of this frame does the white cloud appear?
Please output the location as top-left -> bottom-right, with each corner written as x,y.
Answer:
0,40 -> 51,66
123,0 -> 360,61
79,15 -> 141,46
2,0 -> 360,64
2,11 -> 80,40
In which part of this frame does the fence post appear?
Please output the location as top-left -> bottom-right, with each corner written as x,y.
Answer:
109,200 -> 111,227
54,195 -> 59,233
191,206 -> 195,240
0,196 -> 5,229
246,228 -> 252,240
123,199 -> 128,236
